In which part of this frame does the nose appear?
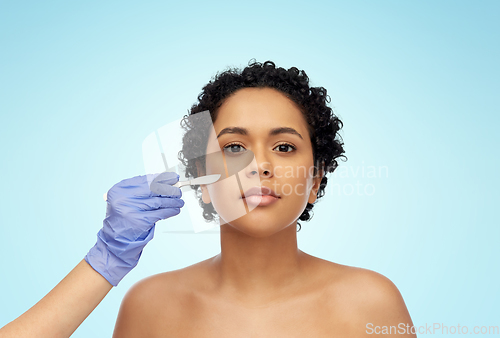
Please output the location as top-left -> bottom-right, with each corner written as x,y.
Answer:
244,149 -> 273,178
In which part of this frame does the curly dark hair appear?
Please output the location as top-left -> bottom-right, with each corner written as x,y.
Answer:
178,60 -> 347,231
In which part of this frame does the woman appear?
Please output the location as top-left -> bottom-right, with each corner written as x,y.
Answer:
0,60 -> 416,337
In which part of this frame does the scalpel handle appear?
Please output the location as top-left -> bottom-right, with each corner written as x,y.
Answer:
172,180 -> 191,188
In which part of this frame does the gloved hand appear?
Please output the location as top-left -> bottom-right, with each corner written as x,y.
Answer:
85,171 -> 184,286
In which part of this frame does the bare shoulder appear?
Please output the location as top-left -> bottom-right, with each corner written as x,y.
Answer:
112,258 -> 214,338
306,255 -> 416,337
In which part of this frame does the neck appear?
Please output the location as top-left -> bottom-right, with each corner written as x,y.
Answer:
211,221 -> 306,304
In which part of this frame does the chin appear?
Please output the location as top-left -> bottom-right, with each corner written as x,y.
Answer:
215,196 -> 308,237
223,214 -> 293,238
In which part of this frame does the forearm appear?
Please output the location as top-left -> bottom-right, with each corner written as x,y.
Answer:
0,259 -> 113,338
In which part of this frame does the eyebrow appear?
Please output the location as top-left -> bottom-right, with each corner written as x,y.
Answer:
217,126 -> 303,140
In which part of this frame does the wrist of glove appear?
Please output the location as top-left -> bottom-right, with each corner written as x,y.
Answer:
85,172 -> 184,286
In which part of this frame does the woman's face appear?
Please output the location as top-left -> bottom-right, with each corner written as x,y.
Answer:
200,87 -> 323,238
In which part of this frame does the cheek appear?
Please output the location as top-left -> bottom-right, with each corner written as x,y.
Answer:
204,149 -> 255,178
205,163 -> 261,224
287,181 -> 309,199
204,151 -> 225,176
273,163 -> 315,198
207,176 -> 247,223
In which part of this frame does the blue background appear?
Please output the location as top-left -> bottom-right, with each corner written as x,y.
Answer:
1,1 -> 498,336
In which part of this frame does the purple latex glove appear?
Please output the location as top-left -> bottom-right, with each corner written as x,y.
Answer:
85,172 -> 184,286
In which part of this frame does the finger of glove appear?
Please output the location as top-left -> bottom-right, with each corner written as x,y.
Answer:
108,175 -> 152,201
150,172 -> 181,197
150,182 -> 182,197
110,173 -> 180,200
137,196 -> 185,211
150,171 -> 179,185
128,207 -> 181,226
146,207 -> 181,222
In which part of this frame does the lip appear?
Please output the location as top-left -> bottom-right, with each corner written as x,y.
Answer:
241,186 -> 280,199
241,186 -> 280,207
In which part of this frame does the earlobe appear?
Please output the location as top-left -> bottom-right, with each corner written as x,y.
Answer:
196,160 -> 211,204
308,185 -> 319,204
308,165 -> 324,204
201,185 -> 212,204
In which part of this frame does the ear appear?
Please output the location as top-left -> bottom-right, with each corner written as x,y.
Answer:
308,162 -> 324,204
195,160 -> 211,204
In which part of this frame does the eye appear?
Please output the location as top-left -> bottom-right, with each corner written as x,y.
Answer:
223,142 -> 297,154
223,142 -> 247,154
274,142 -> 296,153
